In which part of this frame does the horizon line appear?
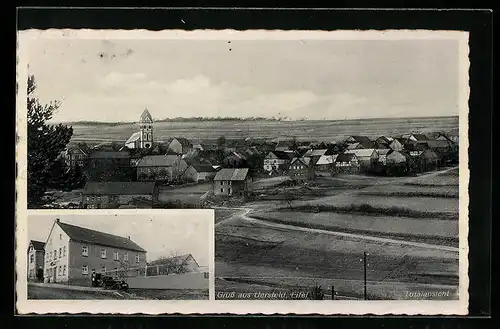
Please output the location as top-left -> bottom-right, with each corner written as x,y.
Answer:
52,114 -> 459,125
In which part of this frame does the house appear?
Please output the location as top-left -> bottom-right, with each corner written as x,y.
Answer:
263,151 -> 293,173
42,218 -> 147,286
344,149 -> 379,171
274,139 -> 296,152
288,157 -> 315,181
335,153 -> 360,173
125,108 -> 154,149
86,151 -> 133,181
27,240 -> 45,282
375,136 -> 394,145
376,149 -> 392,165
389,138 -> 406,151
148,254 -> 201,274
82,181 -> 159,209
213,168 -> 252,197
346,142 -> 363,150
136,155 -> 188,182
404,142 -> 429,157
166,137 -> 193,155
418,149 -> 441,171
223,151 -> 247,167
386,150 -> 408,164
315,154 -> 338,172
183,164 -> 216,182
345,136 -> 373,148
61,143 -> 90,168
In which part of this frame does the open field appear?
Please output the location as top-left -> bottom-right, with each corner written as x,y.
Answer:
66,116 -> 458,144
215,166 -> 460,299
128,288 -> 209,300
158,182 -> 211,204
249,211 -> 458,241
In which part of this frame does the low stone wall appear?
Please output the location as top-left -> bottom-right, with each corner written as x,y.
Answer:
127,272 -> 209,290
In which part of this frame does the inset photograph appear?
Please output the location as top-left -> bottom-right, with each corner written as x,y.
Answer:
25,211 -> 212,300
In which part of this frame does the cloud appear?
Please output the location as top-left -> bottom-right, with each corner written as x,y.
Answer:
99,72 -> 147,88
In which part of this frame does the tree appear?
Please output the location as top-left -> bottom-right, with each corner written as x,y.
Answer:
27,75 -> 73,207
308,283 -> 325,300
216,135 -> 226,149
151,252 -> 190,275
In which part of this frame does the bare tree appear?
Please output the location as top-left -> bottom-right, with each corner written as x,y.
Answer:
116,259 -> 132,281
150,252 -> 191,275
281,189 -> 295,210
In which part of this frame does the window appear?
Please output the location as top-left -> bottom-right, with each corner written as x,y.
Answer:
228,188 -> 231,194
29,254 -> 34,264
100,249 -> 107,259
101,266 -> 106,273
228,181 -> 232,186
63,265 -> 66,276
204,272 -> 209,279
114,251 -> 119,261
59,248 -> 62,258
58,266 -> 62,275
59,234 -> 62,240
220,188 -> 223,193
82,265 -> 88,275
63,246 -> 66,257
135,254 -> 140,264
124,253 -> 128,261
82,246 -> 88,256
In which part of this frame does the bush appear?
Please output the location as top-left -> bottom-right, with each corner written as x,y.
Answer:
308,284 -> 325,300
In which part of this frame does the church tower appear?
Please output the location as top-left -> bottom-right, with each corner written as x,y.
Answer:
139,108 -> 153,149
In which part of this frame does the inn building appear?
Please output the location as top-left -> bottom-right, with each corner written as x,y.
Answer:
43,219 -> 147,286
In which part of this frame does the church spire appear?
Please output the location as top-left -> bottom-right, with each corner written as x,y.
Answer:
139,108 -> 153,148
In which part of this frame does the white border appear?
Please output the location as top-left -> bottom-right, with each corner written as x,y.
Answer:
15,29 -> 470,315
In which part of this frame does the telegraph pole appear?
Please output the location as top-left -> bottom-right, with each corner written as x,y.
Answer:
363,251 -> 367,300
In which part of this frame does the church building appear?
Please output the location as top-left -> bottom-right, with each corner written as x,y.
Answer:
125,109 -> 154,149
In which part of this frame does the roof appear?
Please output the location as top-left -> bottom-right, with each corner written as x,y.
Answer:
376,148 -> 392,156
29,240 -> 45,251
214,168 -> 250,181
66,143 -> 90,155
56,220 -> 146,252
315,154 -> 338,165
290,157 -> 312,166
83,181 -> 157,195
376,136 -> 393,143
346,142 -> 361,150
346,136 -> 372,144
303,149 -> 328,157
404,142 -> 429,151
148,254 -> 199,267
267,151 -> 293,160
170,137 -> 193,148
336,153 -> 357,162
140,108 -> 153,122
411,134 -> 429,141
426,140 -> 452,149
191,163 -> 215,173
89,151 -> 130,159
392,138 -> 407,144
345,149 -> 378,158
136,155 -> 181,167
125,132 -> 141,144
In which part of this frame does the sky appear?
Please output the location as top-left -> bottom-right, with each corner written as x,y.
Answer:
26,37 -> 461,122
27,212 -> 212,267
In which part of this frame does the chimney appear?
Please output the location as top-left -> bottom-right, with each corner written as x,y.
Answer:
56,218 -> 60,223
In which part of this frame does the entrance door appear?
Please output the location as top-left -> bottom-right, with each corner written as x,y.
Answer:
36,268 -> 43,281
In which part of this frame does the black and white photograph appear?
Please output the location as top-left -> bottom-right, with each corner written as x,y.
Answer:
23,211 -> 212,302
16,29 -> 469,314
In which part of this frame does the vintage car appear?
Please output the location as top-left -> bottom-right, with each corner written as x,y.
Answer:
91,273 -> 129,291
